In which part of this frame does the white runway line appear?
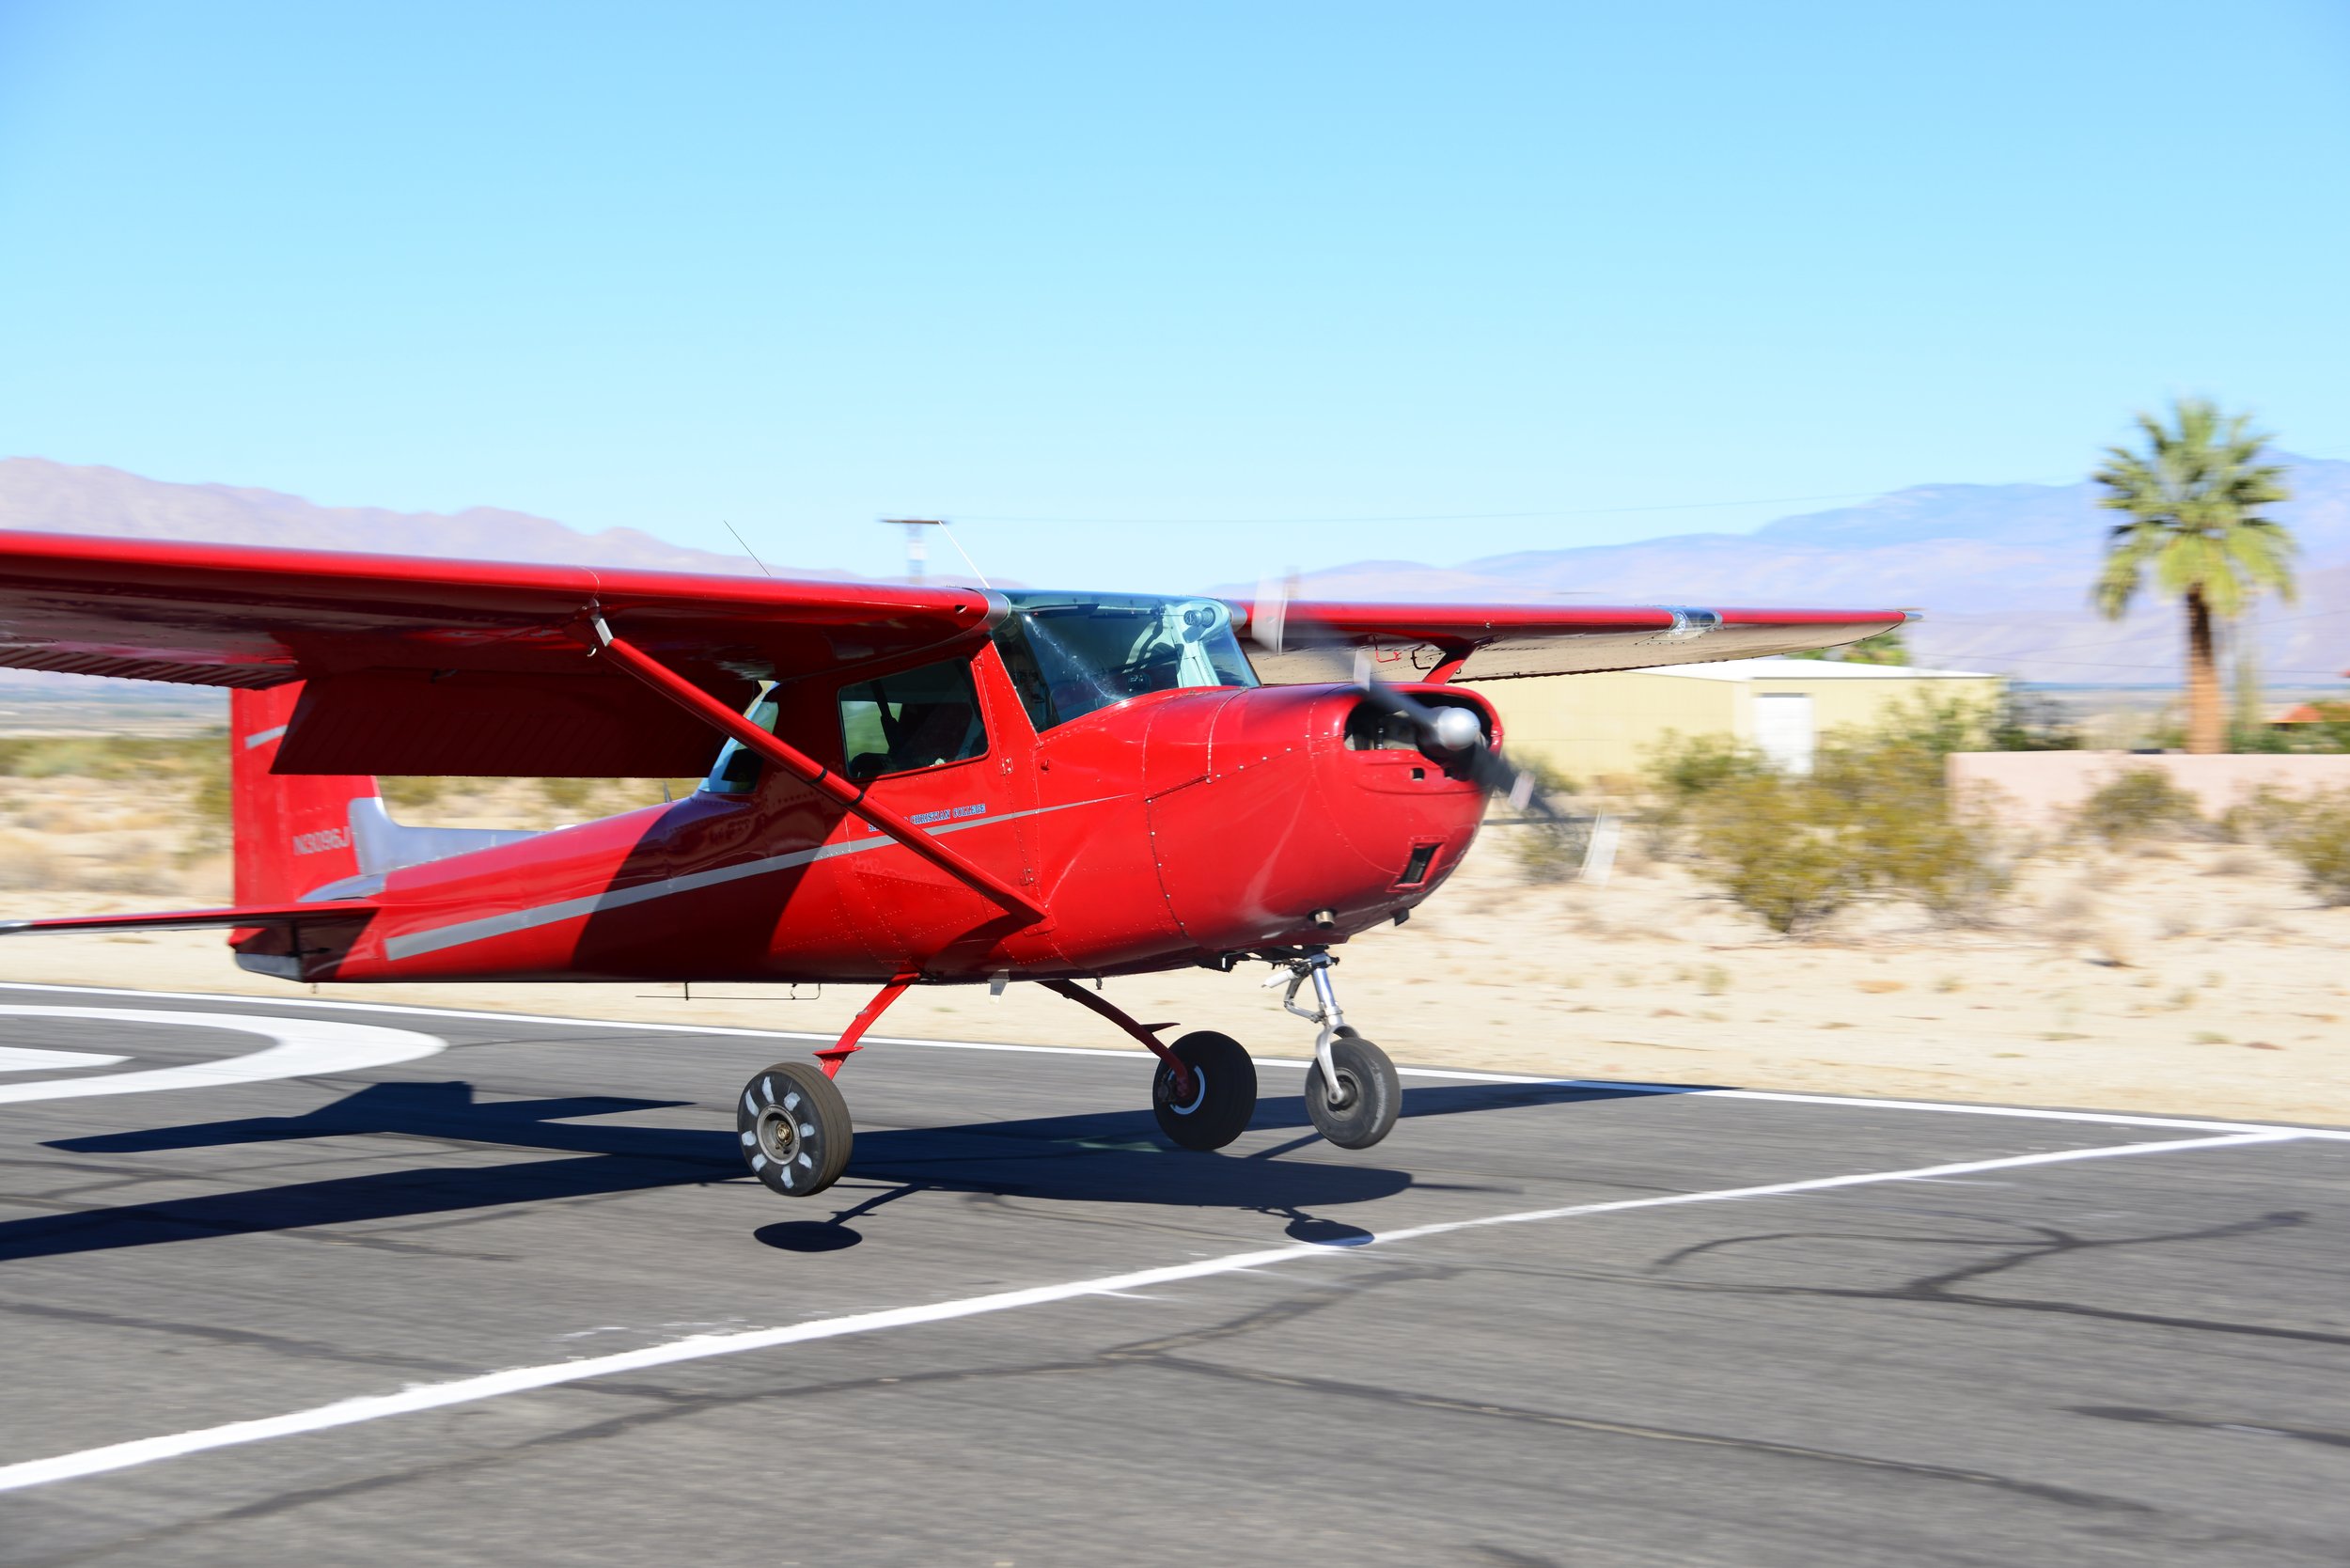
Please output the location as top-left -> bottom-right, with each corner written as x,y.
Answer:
0,1127 -> 2297,1496
0,981 -> 2340,1140
0,1046 -> 126,1073
0,1008 -> 446,1105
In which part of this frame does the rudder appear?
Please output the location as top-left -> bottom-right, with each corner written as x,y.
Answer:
230,685 -> 380,904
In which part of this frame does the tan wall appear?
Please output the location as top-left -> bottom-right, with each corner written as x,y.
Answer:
1483,669 -> 2007,784
1949,750 -> 2350,824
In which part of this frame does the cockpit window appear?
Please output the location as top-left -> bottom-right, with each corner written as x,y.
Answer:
701,682 -> 781,795
992,592 -> 1257,732
838,658 -> 988,782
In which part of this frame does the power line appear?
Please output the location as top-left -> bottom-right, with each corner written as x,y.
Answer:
1935,605 -> 2349,666
952,478 -> 2087,529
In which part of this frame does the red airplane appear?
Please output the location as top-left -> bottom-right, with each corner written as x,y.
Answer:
0,532 -> 1902,1197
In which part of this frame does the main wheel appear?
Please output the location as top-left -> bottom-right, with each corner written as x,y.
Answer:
1305,1028 -> 1400,1150
1151,1030 -> 1258,1151
736,1059 -> 854,1198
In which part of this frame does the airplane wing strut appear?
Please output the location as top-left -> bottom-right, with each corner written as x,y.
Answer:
583,615 -> 1046,924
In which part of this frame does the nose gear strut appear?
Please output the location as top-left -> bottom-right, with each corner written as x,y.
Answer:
1267,950 -> 1402,1148
1269,950 -> 1350,1103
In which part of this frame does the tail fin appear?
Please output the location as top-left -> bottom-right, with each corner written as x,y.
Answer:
230,685 -> 381,904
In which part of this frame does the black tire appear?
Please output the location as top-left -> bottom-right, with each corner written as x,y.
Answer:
1151,1030 -> 1258,1151
736,1059 -> 854,1198
1305,1028 -> 1400,1150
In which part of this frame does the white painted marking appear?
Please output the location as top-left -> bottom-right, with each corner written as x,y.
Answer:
0,1129 -> 2295,1494
240,724 -> 289,750
0,983 -> 2340,1139
0,1008 -> 444,1105
0,1046 -> 127,1074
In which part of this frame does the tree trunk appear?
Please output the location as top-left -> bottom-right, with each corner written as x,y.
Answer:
2185,587 -> 2224,754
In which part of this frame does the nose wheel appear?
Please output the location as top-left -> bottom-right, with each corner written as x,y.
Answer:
737,1059 -> 854,1198
1305,1027 -> 1399,1149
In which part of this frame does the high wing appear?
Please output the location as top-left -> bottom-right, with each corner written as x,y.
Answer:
1227,599 -> 1911,682
0,531 -> 999,776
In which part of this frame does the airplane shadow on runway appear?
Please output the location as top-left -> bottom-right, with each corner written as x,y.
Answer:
3,1076 -> 1692,1262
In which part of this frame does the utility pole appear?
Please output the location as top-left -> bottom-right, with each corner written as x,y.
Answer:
882,518 -> 941,585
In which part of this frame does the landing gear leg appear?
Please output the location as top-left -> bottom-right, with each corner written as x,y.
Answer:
736,974 -> 914,1199
1272,952 -> 1400,1150
1042,979 -> 1258,1152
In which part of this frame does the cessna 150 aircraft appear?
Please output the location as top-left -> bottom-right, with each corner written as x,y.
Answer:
0,532 -> 1902,1197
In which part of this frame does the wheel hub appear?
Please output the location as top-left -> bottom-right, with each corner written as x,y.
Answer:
1165,1064 -> 1208,1116
758,1106 -> 805,1164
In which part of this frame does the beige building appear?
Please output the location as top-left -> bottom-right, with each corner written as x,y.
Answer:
1481,657 -> 2006,783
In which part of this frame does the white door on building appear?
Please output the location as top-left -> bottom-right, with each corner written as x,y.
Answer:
1752,692 -> 1815,775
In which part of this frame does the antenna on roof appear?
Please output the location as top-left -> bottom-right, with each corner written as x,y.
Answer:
722,520 -> 775,579
882,517 -> 991,589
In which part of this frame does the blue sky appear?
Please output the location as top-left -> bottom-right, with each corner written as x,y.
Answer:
2,1 -> 2345,589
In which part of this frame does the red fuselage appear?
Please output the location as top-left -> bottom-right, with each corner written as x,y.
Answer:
261,646 -> 1494,986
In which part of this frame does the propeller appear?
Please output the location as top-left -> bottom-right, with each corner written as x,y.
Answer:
1246,578 -> 1612,876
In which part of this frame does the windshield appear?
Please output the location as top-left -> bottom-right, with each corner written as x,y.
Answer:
992,591 -> 1257,731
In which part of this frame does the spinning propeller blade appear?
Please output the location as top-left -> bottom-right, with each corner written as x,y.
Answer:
1246,579 -> 1610,876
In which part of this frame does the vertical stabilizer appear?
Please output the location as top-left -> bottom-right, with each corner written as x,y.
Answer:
229,685 -> 379,904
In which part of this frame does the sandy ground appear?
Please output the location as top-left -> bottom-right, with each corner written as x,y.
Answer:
0,772 -> 2340,1127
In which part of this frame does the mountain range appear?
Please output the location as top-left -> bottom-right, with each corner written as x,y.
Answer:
1245,455 -> 2350,686
3,454 -> 2345,689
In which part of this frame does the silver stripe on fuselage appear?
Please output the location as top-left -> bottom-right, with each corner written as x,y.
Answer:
242,725 -> 290,750
381,797 -> 1109,963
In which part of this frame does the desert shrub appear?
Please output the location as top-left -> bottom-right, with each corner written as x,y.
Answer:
537,776 -> 596,815
1637,732 -> 1765,855
380,776 -> 449,810
0,829 -> 61,890
1988,689 -> 2083,751
182,750 -> 232,862
2217,784 -> 2296,843
2074,768 -> 2204,846
1684,773 -> 1864,933
1860,692 -> 1998,760
1649,700 -> 2017,932
1812,712 -> 2013,924
2232,785 -> 2350,905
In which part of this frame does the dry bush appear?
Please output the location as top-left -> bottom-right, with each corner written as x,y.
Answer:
2233,785 -> 2350,906
537,776 -> 596,816
380,776 -> 449,810
72,845 -> 175,892
0,829 -> 62,890
2075,768 -> 2205,846
1637,733 -> 1765,856
1656,700 -> 2016,933
1684,773 -> 1864,933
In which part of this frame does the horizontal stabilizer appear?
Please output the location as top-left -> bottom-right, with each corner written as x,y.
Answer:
0,901 -> 378,937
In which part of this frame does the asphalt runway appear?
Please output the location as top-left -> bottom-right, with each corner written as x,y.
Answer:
0,983 -> 2345,1567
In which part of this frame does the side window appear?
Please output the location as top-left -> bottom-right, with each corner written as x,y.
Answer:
701,682 -> 781,795
838,659 -> 988,783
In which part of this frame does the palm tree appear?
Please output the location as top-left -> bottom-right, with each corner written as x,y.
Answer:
2092,399 -> 2295,754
